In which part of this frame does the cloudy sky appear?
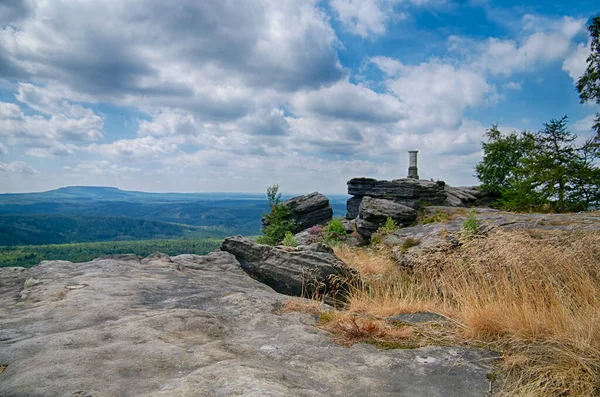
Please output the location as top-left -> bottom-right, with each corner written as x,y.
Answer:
0,0 -> 598,194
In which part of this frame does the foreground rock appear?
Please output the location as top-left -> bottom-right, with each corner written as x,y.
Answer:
0,252 -> 495,397
263,192 -> 333,234
221,236 -> 356,302
356,197 -> 417,239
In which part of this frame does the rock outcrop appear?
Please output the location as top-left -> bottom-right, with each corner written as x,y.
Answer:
444,186 -> 494,207
346,178 -> 494,221
0,251 -> 495,397
355,197 -> 418,239
221,236 -> 356,301
264,192 -> 333,234
347,178 -> 446,218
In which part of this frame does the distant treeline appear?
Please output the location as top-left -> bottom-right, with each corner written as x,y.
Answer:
0,215 -> 233,246
0,238 -> 224,268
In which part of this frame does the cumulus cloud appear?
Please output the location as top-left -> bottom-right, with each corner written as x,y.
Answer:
0,142 -> 8,155
563,41 -> 590,83
87,136 -> 179,159
291,80 -> 405,123
0,160 -> 38,175
0,99 -> 103,148
64,161 -> 141,176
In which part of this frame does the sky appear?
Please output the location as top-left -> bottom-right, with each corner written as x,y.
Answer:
0,0 -> 598,194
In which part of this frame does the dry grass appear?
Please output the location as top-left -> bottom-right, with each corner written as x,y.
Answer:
327,230 -> 600,397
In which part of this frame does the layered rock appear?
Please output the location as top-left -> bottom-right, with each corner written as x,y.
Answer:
221,236 -> 356,301
355,197 -> 417,239
444,186 -> 494,207
346,178 -> 446,219
0,252 -> 495,397
264,192 -> 333,234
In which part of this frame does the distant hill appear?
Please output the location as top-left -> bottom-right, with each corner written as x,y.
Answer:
0,215 -> 231,246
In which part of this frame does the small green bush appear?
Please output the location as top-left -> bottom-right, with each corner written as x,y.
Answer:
462,211 -> 479,237
421,210 -> 451,225
282,231 -> 298,247
323,217 -> 348,246
381,217 -> 399,233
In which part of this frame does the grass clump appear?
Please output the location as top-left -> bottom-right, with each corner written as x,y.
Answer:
461,211 -> 479,238
370,217 -> 400,246
399,237 -> 420,253
281,231 -> 298,247
421,210 -> 451,224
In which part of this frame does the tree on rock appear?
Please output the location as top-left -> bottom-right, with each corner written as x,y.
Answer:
257,184 -> 295,245
576,15 -> 600,139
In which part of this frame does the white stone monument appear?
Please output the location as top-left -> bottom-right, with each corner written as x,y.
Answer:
407,150 -> 419,179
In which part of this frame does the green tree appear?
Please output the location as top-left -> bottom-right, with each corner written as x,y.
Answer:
576,16 -> 600,139
474,125 -> 536,200
475,118 -> 600,212
256,185 -> 295,245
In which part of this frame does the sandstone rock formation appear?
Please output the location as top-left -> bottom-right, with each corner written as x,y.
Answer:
346,178 -> 493,221
0,252 -> 495,397
221,236 -> 356,302
355,197 -> 417,239
263,192 -> 333,234
347,178 -> 446,218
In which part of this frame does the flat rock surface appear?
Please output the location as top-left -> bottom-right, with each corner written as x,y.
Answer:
0,251 -> 495,397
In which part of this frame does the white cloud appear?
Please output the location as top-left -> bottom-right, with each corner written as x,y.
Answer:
0,99 -> 103,147
87,136 -> 179,159
329,0 -> 401,38
26,143 -> 78,158
0,142 -> 8,155
562,41 -> 590,83
290,80 -> 405,123
572,114 -> 598,134
64,161 -> 141,176
504,81 -> 522,90
0,160 -> 38,175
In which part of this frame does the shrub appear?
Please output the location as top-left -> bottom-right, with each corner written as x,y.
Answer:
282,231 -> 298,247
462,211 -> 479,238
256,184 -> 295,245
399,237 -> 420,253
323,217 -> 348,246
381,217 -> 399,233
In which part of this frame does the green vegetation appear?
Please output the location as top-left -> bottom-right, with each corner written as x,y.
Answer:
576,16 -> 600,139
475,118 -> 600,212
322,217 -> 348,246
0,238 -> 222,268
0,215 -> 231,246
462,211 -> 479,237
399,237 -> 420,253
256,185 -> 295,245
380,217 -> 399,233
282,231 -> 298,247
421,210 -> 451,224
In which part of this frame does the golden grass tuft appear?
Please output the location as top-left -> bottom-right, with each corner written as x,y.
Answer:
329,229 -> 600,397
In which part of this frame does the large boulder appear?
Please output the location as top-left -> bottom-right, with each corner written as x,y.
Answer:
0,253 -> 495,397
264,192 -> 333,234
221,236 -> 356,301
356,196 -> 417,239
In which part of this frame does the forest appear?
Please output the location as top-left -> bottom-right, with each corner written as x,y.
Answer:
0,238 -> 223,268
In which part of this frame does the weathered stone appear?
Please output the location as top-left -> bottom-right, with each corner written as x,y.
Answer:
221,236 -> 356,301
348,178 -> 446,206
444,186 -> 494,207
387,312 -> 448,325
264,192 -> 333,234
0,251 -> 496,397
346,196 -> 362,219
356,197 -> 417,239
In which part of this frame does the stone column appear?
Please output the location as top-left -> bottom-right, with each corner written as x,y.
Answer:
407,150 -> 419,179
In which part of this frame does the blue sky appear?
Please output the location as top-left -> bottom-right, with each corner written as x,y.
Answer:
0,0 -> 598,194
